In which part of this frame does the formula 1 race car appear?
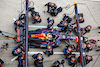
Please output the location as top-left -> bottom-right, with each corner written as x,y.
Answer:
28,28 -> 78,48
28,28 -> 60,48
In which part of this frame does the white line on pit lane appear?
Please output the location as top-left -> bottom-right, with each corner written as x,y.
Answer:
29,25 -> 59,28
28,52 -> 85,55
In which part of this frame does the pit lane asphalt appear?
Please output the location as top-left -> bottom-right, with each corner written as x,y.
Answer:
0,0 -> 100,67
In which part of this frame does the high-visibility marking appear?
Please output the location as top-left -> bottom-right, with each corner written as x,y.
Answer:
28,52 -> 85,55
13,18 -> 16,21
11,56 -> 18,61
29,25 -> 59,28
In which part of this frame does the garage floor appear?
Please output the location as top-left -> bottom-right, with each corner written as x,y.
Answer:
0,0 -> 100,67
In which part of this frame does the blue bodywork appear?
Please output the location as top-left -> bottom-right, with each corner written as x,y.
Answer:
28,28 -> 76,48
28,28 -> 60,48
